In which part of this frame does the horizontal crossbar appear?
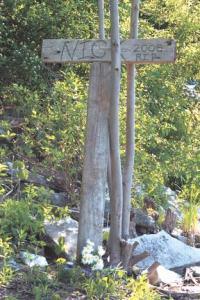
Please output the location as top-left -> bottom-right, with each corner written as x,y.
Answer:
42,38 -> 176,64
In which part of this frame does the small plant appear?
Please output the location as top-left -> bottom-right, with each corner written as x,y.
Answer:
24,267 -> 57,299
0,264 -> 14,285
128,275 -> 161,300
83,269 -> 126,300
57,265 -> 85,286
0,198 -> 44,249
182,202 -> 199,234
180,184 -> 200,235
82,240 -> 105,271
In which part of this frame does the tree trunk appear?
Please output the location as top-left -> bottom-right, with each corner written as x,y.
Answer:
109,0 -> 123,266
122,0 -> 140,239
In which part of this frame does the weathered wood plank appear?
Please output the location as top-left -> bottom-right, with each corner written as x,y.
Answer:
42,39 -> 176,64
77,62 -> 111,258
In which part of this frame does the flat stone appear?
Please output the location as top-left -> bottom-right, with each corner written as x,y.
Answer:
156,265 -> 182,284
132,230 -> 200,270
44,216 -> 78,260
147,263 -> 182,285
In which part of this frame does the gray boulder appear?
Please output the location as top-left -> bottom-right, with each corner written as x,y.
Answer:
132,230 -> 200,270
50,192 -> 68,207
163,186 -> 182,220
44,216 -> 78,260
133,208 -> 156,234
20,252 -> 48,267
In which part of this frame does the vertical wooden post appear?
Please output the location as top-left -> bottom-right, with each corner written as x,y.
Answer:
122,0 -> 140,239
77,0 -> 111,258
77,62 -> 111,258
109,0 -> 123,266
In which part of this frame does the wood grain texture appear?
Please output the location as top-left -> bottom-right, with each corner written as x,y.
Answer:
42,38 -> 176,64
77,62 -> 111,258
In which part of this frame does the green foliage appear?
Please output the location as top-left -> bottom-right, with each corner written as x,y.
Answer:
0,198 -> 44,249
128,275 -> 161,300
12,160 -> 29,181
2,2 -> 198,298
57,265 -> 85,286
0,237 -> 13,258
180,184 -> 200,234
182,202 -> 199,234
83,269 -> 161,300
0,264 -> 14,285
24,267 -> 58,300
83,270 -> 125,299
1,0 -> 200,205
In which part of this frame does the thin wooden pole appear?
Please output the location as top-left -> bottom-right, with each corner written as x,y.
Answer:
109,0 -> 123,265
98,0 -> 105,39
122,0 -> 140,239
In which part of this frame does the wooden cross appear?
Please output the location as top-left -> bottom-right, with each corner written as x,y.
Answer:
42,38 -> 176,64
41,37 -> 176,256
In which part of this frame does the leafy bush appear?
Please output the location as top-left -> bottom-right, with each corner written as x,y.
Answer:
83,269 -> 161,300
0,198 -> 44,249
128,275 -> 161,300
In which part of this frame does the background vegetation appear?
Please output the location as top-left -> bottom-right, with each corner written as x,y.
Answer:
0,0 -> 199,298
1,0 -> 199,204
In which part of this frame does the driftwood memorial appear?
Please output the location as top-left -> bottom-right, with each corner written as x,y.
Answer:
42,34 -> 176,260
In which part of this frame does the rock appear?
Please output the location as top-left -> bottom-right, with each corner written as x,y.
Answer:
0,127 -> 5,135
164,186 -> 177,202
132,265 -> 141,276
8,259 -> 24,271
131,230 -> 200,270
132,208 -> 156,234
5,161 -> 18,177
44,216 -> 78,260
163,186 -> 182,220
129,211 -> 137,238
28,173 -> 48,186
20,252 -> 48,267
162,208 -> 177,233
50,192 -> 68,207
5,162 -> 48,185
134,184 -> 145,197
171,228 -> 187,244
63,261 -> 74,271
147,262 -> 182,285
190,266 -> 200,276
69,208 -> 80,222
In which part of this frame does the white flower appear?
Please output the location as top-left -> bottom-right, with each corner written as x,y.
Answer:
82,253 -> 95,265
97,246 -> 105,257
92,255 -> 99,263
81,240 -> 104,271
92,258 -> 104,271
